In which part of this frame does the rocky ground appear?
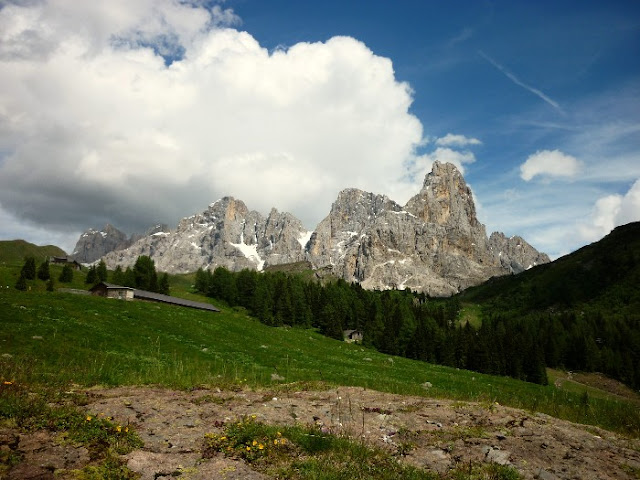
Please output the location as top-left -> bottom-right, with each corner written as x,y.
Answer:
3,385 -> 640,479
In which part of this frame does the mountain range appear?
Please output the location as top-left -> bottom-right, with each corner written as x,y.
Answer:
74,161 -> 549,296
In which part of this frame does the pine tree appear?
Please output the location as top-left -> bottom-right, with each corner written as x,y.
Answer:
37,259 -> 50,281
252,278 -> 274,325
112,265 -> 125,285
123,267 -> 135,288
133,256 -> 158,291
21,257 -> 36,280
15,273 -> 27,291
194,268 -> 210,293
85,265 -> 97,284
133,255 -> 158,292
59,264 -> 74,283
96,260 -> 108,282
159,273 -> 170,295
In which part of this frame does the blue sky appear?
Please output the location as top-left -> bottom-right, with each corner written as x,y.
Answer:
0,0 -> 638,259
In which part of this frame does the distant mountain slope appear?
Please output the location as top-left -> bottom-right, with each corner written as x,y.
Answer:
71,223 -> 162,264
0,239 -> 66,264
460,221 -> 640,314
102,197 -> 309,274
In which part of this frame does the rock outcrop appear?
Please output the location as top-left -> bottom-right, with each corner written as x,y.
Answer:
488,232 -> 551,274
71,224 -> 133,264
102,197 -> 310,274
92,161 -> 549,295
308,161 -> 509,295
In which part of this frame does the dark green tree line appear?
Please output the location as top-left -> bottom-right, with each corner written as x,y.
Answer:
193,266 -> 551,385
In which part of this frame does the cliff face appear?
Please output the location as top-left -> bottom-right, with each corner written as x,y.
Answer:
72,224 -> 132,263
93,161 -> 549,295
307,161 -> 509,295
488,232 -> 551,274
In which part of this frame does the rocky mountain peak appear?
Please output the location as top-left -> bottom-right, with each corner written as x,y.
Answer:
90,161 -> 549,296
207,196 -> 249,221
488,231 -> 552,274
405,161 -> 479,228
72,223 -> 131,263
331,189 -> 401,229
103,198 -> 309,274
306,161 -> 547,295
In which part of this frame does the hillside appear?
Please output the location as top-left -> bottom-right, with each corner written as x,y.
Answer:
1,285 -> 640,478
0,239 -> 66,265
458,222 -> 640,389
460,221 -> 640,315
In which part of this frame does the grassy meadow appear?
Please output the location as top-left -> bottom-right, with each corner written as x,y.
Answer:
1,260 -> 639,439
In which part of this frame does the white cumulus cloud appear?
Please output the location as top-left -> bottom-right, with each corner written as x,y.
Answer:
0,0 -> 425,242
435,133 -> 482,147
578,179 -> 640,242
520,149 -> 582,181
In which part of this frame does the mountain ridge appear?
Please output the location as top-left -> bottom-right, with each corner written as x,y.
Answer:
80,162 -> 549,295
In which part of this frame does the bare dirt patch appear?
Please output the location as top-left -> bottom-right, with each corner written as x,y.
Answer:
570,372 -> 640,404
4,385 -> 640,479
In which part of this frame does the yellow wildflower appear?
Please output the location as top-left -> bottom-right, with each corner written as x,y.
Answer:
116,426 -> 122,433
220,436 -> 226,441
276,431 -> 282,437
258,444 -> 264,450
252,440 -> 258,446
280,438 -> 287,444
274,439 -> 279,445
3,381 -> 12,385
85,416 -> 92,422
246,446 -> 251,451
125,427 -> 129,433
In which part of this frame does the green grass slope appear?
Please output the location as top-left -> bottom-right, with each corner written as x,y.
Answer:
0,239 -> 66,266
1,286 -> 639,436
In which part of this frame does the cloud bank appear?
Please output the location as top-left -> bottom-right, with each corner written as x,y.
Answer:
0,0 -> 427,241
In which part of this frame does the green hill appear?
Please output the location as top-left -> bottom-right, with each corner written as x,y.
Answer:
460,221 -> 640,315
458,222 -> 640,389
0,239 -> 67,265
1,282 -> 638,437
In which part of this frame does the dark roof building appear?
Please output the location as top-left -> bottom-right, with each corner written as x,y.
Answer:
50,256 -> 83,270
132,289 -> 220,312
89,282 -> 220,312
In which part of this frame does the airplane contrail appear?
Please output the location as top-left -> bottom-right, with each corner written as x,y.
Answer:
478,50 -> 564,114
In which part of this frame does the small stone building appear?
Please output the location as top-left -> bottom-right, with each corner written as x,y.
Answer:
343,329 -> 363,344
90,282 -> 134,300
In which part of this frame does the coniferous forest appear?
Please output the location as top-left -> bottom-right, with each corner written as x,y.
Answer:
195,267 -> 550,385
195,223 -> 640,389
